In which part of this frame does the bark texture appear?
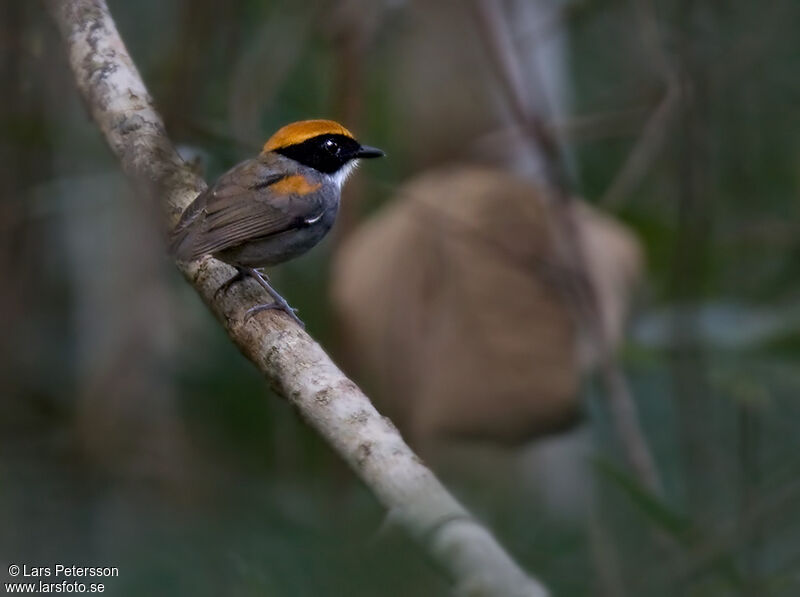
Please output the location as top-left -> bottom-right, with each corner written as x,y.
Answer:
46,1 -> 549,595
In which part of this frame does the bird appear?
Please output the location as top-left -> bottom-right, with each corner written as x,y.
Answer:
170,119 -> 384,326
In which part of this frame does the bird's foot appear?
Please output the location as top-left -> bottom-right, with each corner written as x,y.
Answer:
214,266 -> 303,327
245,301 -> 305,328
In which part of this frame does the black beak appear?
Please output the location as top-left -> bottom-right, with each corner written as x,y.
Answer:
355,145 -> 385,159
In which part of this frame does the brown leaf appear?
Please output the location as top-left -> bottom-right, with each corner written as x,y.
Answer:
333,166 -> 643,446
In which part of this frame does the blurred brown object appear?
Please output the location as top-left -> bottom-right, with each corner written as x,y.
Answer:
331,165 -> 642,447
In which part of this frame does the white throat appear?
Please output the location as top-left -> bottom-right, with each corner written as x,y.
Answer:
330,160 -> 360,190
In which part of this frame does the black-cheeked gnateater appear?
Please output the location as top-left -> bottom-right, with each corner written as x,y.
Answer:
170,119 -> 383,326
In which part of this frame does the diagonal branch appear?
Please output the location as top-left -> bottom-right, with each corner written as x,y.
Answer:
46,0 -> 549,595
600,84 -> 679,207
600,0 -> 681,207
470,0 -> 663,496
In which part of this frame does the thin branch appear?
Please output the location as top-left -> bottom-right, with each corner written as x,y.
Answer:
600,83 -> 679,207
470,0 -> 570,194
46,1 -> 549,595
470,0 -> 663,496
600,0 -> 682,207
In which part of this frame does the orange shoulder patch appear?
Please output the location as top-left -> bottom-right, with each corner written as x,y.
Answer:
269,174 -> 322,196
263,119 -> 354,152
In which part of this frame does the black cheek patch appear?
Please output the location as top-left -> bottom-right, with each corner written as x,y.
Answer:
275,134 -> 361,174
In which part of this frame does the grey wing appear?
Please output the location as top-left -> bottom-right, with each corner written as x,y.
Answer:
170,163 -> 323,262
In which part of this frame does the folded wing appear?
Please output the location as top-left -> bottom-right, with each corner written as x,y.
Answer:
170,161 -> 322,262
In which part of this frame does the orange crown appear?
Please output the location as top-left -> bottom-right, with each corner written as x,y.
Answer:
262,119 -> 355,153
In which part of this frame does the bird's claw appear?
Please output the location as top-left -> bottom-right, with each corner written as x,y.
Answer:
245,302 -> 305,328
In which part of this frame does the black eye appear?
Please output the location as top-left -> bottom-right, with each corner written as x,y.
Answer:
323,139 -> 339,154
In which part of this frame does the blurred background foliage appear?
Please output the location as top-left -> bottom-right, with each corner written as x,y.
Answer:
1,0 -> 800,595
